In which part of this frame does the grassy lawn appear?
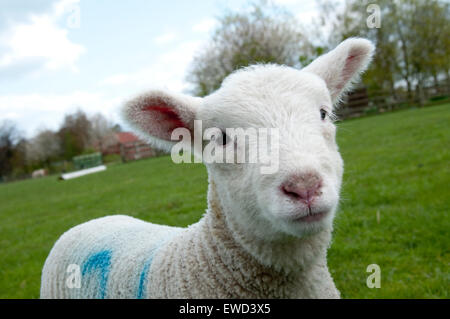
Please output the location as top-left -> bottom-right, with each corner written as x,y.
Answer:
0,103 -> 449,299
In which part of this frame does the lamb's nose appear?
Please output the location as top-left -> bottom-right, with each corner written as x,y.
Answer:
281,173 -> 323,205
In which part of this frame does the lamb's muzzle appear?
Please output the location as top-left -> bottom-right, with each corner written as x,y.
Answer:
281,172 -> 323,205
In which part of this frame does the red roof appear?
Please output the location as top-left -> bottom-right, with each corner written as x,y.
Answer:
116,132 -> 139,144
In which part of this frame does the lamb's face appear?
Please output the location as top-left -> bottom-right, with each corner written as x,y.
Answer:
123,38 -> 374,240
198,66 -> 343,238
197,65 -> 343,236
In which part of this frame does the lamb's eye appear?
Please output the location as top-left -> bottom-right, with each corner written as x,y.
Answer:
320,109 -> 327,120
216,131 -> 230,146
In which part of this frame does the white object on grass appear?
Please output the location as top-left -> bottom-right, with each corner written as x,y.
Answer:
60,165 -> 106,180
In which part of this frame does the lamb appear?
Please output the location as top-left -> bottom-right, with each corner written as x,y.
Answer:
40,38 -> 374,299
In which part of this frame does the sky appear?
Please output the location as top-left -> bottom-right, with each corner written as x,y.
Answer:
0,0 -> 325,138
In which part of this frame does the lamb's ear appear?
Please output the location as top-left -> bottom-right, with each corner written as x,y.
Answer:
122,90 -> 201,152
303,38 -> 375,104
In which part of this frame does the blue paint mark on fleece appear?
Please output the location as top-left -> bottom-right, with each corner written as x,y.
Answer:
137,239 -> 169,299
82,250 -> 112,299
137,246 -> 161,299
137,257 -> 153,299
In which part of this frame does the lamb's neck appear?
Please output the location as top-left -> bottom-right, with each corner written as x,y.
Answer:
178,195 -> 305,298
195,180 -> 333,297
152,199 -> 297,298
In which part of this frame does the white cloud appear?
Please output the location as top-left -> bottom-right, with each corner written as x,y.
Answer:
153,32 -> 177,45
100,74 -> 132,86
296,8 -> 319,26
0,0 -> 85,74
100,40 -> 202,93
0,91 -> 121,137
192,18 -> 217,33
273,0 -> 302,4
3,112 -> 20,120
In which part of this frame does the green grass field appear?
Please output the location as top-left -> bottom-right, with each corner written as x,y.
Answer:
0,103 -> 449,299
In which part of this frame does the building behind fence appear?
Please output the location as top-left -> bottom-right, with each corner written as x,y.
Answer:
103,132 -> 159,162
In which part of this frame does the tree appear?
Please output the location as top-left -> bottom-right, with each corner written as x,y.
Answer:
58,109 -> 93,160
10,138 -> 28,177
88,113 -> 115,152
26,129 -> 61,165
0,120 -> 21,178
186,1 -> 312,96
318,0 -> 450,102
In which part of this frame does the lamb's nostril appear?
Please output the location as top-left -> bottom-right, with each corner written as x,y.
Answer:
282,185 -> 315,201
282,186 -> 301,199
281,173 -> 322,204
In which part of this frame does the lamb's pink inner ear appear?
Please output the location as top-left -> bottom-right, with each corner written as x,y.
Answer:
336,55 -> 357,91
341,54 -> 362,86
142,103 -> 188,141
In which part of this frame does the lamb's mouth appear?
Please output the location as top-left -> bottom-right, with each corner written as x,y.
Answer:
292,211 -> 328,223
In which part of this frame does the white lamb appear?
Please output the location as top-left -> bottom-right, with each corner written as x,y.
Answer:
40,38 -> 374,299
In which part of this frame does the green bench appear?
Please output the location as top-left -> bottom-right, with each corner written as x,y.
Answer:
73,153 -> 103,170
